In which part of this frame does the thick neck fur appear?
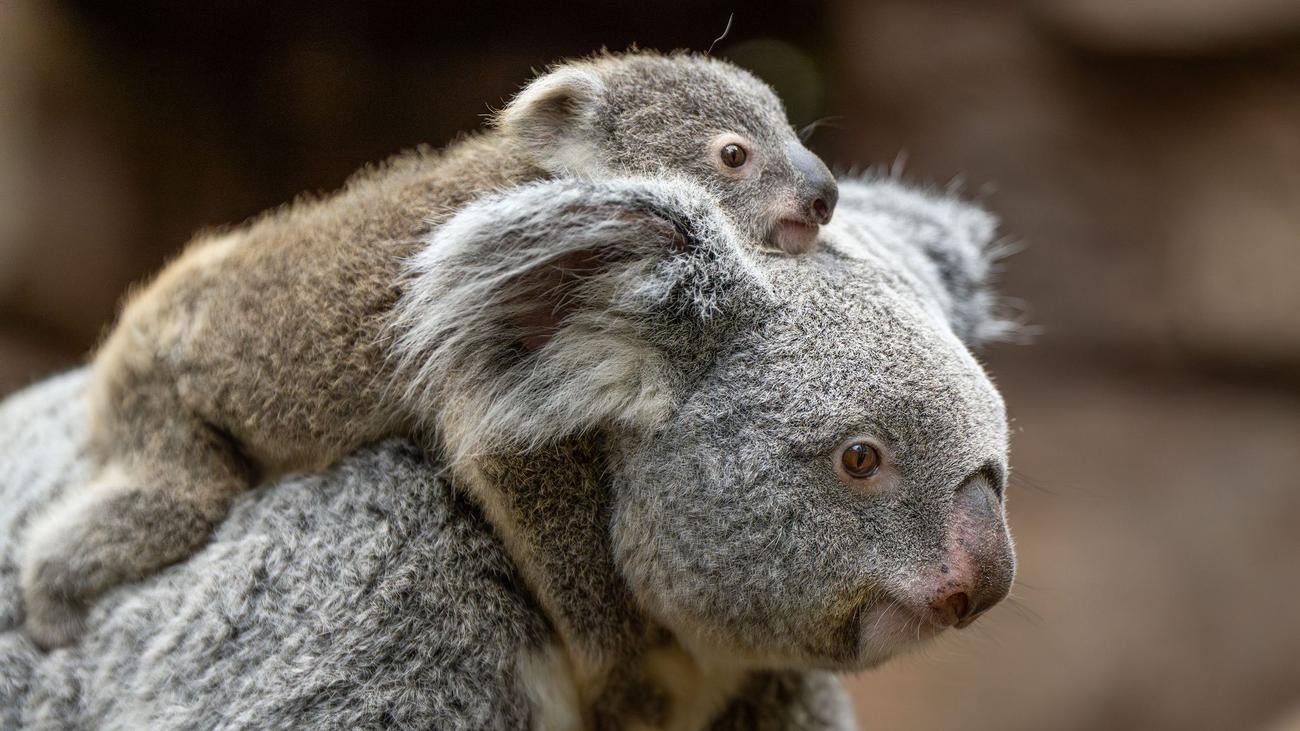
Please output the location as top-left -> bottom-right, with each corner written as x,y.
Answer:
463,439 -> 744,729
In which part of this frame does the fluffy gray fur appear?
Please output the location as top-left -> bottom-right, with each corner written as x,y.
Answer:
1,175 -> 1013,729
0,379 -> 854,730
0,373 -> 547,729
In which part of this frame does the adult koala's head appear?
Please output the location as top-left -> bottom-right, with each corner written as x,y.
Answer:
392,174 -> 1016,671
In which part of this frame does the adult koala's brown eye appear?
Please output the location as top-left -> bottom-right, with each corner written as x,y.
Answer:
841,442 -> 881,478
720,143 -> 748,168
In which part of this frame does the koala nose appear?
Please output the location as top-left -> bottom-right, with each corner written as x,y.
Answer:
787,140 -> 838,225
923,469 -> 1015,629
929,590 -> 972,628
930,577 -> 1006,629
810,188 -> 835,225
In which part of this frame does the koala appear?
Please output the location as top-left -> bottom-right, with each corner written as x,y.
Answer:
379,176 -> 1017,730
13,173 -> 1016,728
19,49 -> 838,650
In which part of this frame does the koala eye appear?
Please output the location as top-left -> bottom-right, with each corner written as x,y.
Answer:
719,142 -> 748,168
840,442 -> 881,479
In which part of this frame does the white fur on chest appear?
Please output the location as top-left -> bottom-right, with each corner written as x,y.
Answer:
519,644 -> 585,731
518,643 -> 745,731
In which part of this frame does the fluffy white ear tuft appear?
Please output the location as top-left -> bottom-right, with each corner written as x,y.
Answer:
830,176 -> 1026,347
386,177 -> 760,467
495,66 -> 606,176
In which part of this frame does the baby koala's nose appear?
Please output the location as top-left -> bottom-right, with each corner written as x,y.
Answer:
787,140 -> 838,225
809,184 -> 837,225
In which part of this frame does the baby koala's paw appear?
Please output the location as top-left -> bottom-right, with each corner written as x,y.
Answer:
19,481 -> 225,651
19,489 -> 113,650
20,573 -> 89,650
21,529 -> 93,649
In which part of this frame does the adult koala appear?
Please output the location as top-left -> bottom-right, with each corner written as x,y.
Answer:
0,175 -> 1016,730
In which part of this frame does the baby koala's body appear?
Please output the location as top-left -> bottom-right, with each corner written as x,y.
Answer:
21,50 -> 838,649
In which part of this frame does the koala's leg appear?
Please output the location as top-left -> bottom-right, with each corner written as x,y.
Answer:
21,393 -> 252,650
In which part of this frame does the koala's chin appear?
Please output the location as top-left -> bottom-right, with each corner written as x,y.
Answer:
626,596 -> 937,674
768,219 -> 821,255
847,598 -> 950,669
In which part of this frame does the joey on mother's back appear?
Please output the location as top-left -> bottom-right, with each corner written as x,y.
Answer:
17,170 -> 1016,729
18,49 -> 839,651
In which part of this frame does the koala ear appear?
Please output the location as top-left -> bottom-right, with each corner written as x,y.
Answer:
495,66 -> 606,176
390,177 -> 763,464
831,178 -> 1020,346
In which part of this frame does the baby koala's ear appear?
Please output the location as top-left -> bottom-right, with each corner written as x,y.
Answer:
390,177 -> 765,463
495,65 -> 606,176
831,178 -> 1021,346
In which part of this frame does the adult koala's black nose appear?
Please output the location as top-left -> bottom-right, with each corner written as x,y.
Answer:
788,140 -> 838,225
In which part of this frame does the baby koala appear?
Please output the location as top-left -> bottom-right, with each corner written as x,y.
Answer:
20,50 -> 838,649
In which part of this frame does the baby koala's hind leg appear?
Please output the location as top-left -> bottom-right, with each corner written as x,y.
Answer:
21,414 -> 251,650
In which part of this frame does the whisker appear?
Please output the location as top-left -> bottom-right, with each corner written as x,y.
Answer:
706,13 -> 735,56
1001,595 -> 1044,626
1009,469 -> 1062,496
798,116 -> 846,143
964,623 -> 1001,648
868,602 -> 896,645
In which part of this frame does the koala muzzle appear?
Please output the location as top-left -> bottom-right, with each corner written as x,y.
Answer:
787,140 -> 838,225
923,472 -> 1015,630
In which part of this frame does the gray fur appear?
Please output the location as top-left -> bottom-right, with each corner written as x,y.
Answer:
1,373 -> 546,730
3,175 -> 1014,728
824,178 -> 1016,344
0,372 -> 856,729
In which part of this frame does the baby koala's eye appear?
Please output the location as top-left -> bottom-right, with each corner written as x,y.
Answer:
720,143 -> 748,168
840,442 -> 881,479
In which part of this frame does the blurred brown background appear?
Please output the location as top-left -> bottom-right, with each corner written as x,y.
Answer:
2,1 -> 1299,729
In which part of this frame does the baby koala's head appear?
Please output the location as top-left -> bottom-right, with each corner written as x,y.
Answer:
496,50 -> 838,255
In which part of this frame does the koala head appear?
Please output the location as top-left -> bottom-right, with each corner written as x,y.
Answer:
495,51 -> 838,256
392,175 -> 1016,672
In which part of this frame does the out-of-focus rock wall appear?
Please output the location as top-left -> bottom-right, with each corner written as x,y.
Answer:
828,3 -> 1300,730
0,2 -> 141,388
827,0 -> 1300,378
0,0 -> 832,394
